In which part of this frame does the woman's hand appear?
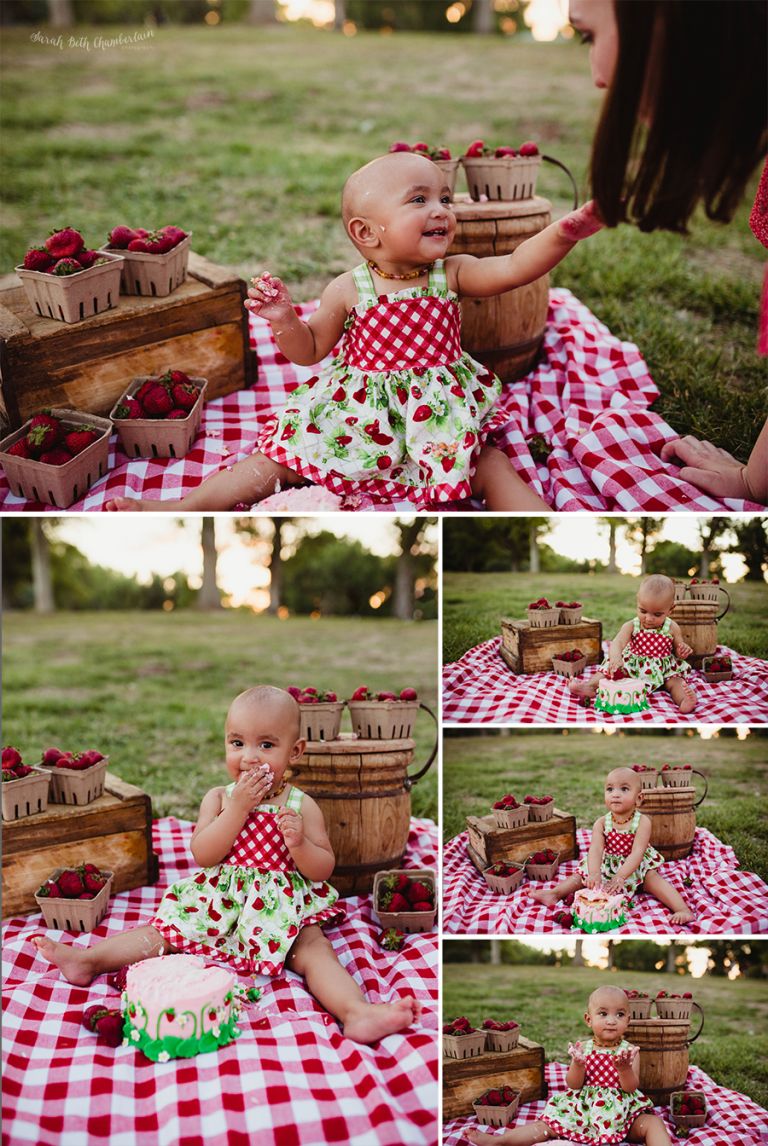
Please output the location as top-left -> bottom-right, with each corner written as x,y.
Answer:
244,272 -> 295,323
277,806 -> 305,850
568,1040 -> 588,1064
227,766 -> 273,815
659,436 -> 753,501
557,200 -> 605,242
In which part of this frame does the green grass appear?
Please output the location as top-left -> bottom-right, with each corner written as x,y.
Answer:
442,730 -> 768,882
1,24 -> 766,457
442,961 -> 768,1109
2,611 -> 438,823
443,571 -> 768,663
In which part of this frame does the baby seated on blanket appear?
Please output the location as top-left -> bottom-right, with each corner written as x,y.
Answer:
528,767 -> 694,926
468,987 -> 672,1146
570,575 -> 696,714
30,686 -> 419,1046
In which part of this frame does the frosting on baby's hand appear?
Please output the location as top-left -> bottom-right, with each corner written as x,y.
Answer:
558,200 -> 604,242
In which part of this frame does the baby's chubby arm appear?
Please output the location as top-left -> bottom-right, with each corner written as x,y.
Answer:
245,272 -> 351,366
190,768 -> 273,867
447,200 -> 603,299
606,814 -> 652,892
668,620 -> 693,659
277,794 -> 335,882
586,816 -> 606,887
607,620 -> 634,671
566,1041 -> 588,1088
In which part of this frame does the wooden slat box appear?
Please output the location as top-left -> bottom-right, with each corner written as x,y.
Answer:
443,1035 -> 547,1120
500,616 -> 603,675
466,808 -> 578,871
0,252 -> 255,429
2,773 -> 159,919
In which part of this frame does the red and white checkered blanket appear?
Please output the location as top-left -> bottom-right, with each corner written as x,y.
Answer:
442,639 -> 768,724
442,827 -> 768,935
442,1063 -> 768,1146
1,289 -> 762,512
1,816 -> 439,1146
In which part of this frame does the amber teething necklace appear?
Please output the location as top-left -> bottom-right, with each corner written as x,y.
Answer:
367,260 -> 433,281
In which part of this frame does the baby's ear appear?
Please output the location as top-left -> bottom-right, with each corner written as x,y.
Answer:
290,736 -> 306,762
347,216 -> 380,250
584,1011 -> 592,1028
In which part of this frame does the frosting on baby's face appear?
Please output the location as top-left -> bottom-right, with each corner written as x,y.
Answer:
224,688 -> 304,789
585,986 -> 630,1045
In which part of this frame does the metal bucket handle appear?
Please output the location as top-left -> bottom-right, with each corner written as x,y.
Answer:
692,768 -> 709,809
687,1001 -> 705,1044
715,586 -> 731,621
541,154 -> 580,211
404,702 -> 438,789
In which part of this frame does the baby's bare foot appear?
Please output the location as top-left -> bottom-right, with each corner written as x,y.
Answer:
28,935 -> 97,985
678,689 -> 696,714
527,887 -> 559,907
669,908 -> 694,926
342,997 -> 420,1044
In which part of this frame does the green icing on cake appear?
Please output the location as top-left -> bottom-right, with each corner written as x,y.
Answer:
573,910 -> 627,933
122,1008 -> 242,1062
594,693 -> 650,715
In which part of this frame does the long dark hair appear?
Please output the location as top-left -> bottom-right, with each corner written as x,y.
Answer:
590,0 -> 768,233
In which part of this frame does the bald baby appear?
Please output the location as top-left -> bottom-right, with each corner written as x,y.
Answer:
605,766 -> 643,794
639,574 -> 675,607
588,985 -> 629,1012
341,151 -> 450,237
227,685 -> 301,741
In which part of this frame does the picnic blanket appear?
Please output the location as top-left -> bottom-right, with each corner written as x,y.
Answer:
2,816 -> 439,1146
442,827 -> 768,936
1,289 -> 762,512
442,1063 -> 768,1146
442,639 -> 768,724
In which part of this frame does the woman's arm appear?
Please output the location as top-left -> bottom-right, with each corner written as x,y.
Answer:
659,422 -> 768,506
586,817 -> 606,887
277,795 -> 335,882
245,273 -> 351,365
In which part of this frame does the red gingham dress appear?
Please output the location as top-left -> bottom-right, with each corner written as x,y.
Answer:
541,1039 -> 652,1143
258,261 -> 509,507
578,810 -> 663,897
600,616 -> 691,691
153,785 -> 344,976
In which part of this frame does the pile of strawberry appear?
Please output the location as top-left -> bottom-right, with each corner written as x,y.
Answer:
286,686 -> 338,704
524,795 -> 553,806
378,872 -> 434,914
630,764 -> 654,773
105,224 -> 188,255
656,990 -> 693,999
704,654 -> 732,673
20,227 -> 110,276
661,763 -> 691,772
556,600 -> 582,609
689,577 -> 720,585
528,597 -> 553,610
82,1003 -> 124,1047
529,848 -> 557,865
482,1018 -> 518,1032
350,686 -> 418,702
442,1016 -> 478,1036
492,793 -> 521,810
2,747 -> 35,782
486,861 -> 521,878
624,989 -> 649,999
474,1085 -> 518,1108
41,747 -> 105,771
465,139 -> 539,158
672,1092 -> 706,1119
554,649 -> 584,662
38,862 -> 109,901
389,141 -> 452,161
114,370 -> 201,421
377,927 -> 406,952
4,410 -> 104,465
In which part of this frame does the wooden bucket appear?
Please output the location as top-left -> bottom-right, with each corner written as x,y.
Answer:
640,771 -> 708,859
449,195 -> 551,383
670,594 -> 730,665
287,706 -> 437,896
628,1007 -> 704,1104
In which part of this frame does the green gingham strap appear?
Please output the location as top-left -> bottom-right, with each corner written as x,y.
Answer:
352,262 -> 378,306
605,809 -> 640,835
632,616 -> 641,635
285,785 -> 304,812
428,259 -> 447,292
661,616 -> 672,635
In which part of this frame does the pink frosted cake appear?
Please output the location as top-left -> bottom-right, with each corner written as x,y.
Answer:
257,485 -> 343,511
122,954 -> 242,1061
594,676 -> 649,715
573,888 -> 628,933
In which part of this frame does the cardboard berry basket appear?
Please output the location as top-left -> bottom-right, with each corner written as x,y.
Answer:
670,1090 -> 707,1129
687,582 -> 722,603
443,1030 -> 487,1059
526,606 -> 560,628
299,701 -> 345,743
633,767 -> 658,790
2,767 -> 52,822
42,757 -> 110,806
558,605 -> 583,625
484,1028 -> 521,1053
627,996 -> 652,1020
110,376 -> 207,459
655,996 -> 694,1021
434,158 -> 460,196
700,655 -> 733,683
482,864 -> 525,895
99,233 -> 191,298
462,155 -> 542,201
526,799 -> 554,823
525,851 -> 561,881
492,804 -> 529,830
347,699 -> 420,740
472,1091 -> 521,1127
660,767 -> 695,789
551,654 -> 587,679
14,252 -> 124,324
372,867 -> 437,933
34,867 -> 114,932
0,409 -> 112,508
673,580 -> 688,604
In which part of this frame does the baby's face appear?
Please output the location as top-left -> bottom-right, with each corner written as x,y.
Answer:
604,769 -> 641,817
636,590 -> 673,629
354,155 -> 456,266
224,697 -> 303,787
585,990 -> 630,1045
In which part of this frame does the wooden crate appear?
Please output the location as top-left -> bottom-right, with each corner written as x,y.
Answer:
0,252 -> 255,430
2,773 -> 159,919
443,1035 -> 547,1120
500,616 -> 603,675
466,808 -> 578,871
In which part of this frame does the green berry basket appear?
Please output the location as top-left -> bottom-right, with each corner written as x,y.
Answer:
2,767 -> 52,822
482,863 -> 525,895
299,701 -> 345,743
655,995 -> 694,1021
660,766 -> 699,790
347,699 -> 420,740
492,803 -> 529,830
34,867 -> 114,932
526,799 -> 554,823
372,868 -> 437,933
41,756 -> 110,805
484,1027 -> 520,1053
551,654 -> 587,679
633,767 -> 658,790
0,409 -> 112,509
99,233 -> 191,298
15,252 -> 124,324
670,1090 -> 707,1129
443,1030 -> 487,1059
472,1089 -> 521,1127
110,376 -> 208,459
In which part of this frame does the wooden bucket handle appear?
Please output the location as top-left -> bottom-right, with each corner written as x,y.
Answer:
541,154 -> 579,210
404,702 -> 438,789
715,586 -> 731,621
692,768 -> 709,808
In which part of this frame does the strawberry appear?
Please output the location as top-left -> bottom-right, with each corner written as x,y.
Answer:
406,881 -> 433,905
114,397 -> 144,420
167,408 -> 188,419
39,447 -> 72,466
77,750 -> 104,767
158,225 -> 188,247
84,872 -> 107,893
412,142 -> 430,154
22,246 -> 55,272
57,869 -> 84,898
465,139 -> 486,157
2,769 -> 18,782
410,900 -> 433,912
286,686 -> 302,699
77,249 -> 100,269
267,938 -> 281,954
64,428 -> 100,455
494,146 -> 517,157
79,892 -> 96,900
388,141 -> 412,153
40,747 -> 64,765
13,765 -> 33,777
45,227 -> 85,259
2,747 -> 22,769
351,686 -> 369,701
27,412 -> 63,454
51,257 -> 84,276
171,382 -> 199,411
6,438 -> 33,459
107,226 -> 138,249
376,455 -> 392,470
36,879 -> 62,897
83,1004 -> 112,1032
487,1089 -> 502,1105
412,404 -> 432,422
378,928 -> 406,951
388,892 -> 411,913
377,691 -> 397,701
127,238 -> 151,252
95,1011 -> 124,1047
434,147 -> 451,160
519,141 -> 539,156
141,383 -> 173,418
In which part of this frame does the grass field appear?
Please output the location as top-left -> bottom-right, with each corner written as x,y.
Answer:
442,571 -> 768,663
442,960 -> 768,1109
2,610 -> 438,823
1,23 -> 766,458
442,730 -> 768,883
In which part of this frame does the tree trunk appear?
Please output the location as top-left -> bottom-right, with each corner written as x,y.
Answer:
606,941 -> 615,969
268,518 -> 283,615
666,944 -> 679,974
197,518 -> 222,610
490,941 -> 501,965
608,521 -> 617,574
333,0 -> 346,30
698,549 -> 710,579
393,521 -> 423,620
572,939 -> 584,967
247,0 -> 277,25
31,520 -> 54,613
48,0 -> 74,27
472,0 -> 494,34
529,521 -> 540,574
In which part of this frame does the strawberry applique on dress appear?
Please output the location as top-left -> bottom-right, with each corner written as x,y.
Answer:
153,785 -> 344,976
601,617 -> 691,692
541,1039 -> 652,1143
578,810 -> 663,898
258,260 -> 508,508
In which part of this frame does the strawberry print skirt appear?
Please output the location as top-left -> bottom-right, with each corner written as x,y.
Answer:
542,1084 -> 651,1143
152,864 -> 345,977
577,846 -> 664,898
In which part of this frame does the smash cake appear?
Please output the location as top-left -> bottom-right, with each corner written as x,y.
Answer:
594,675 -> 649,715
573,887 -> 628,933
122,955 -> 242,1061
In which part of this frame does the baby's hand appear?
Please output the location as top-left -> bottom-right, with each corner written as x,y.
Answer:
277,806 -> 305,849
568,1040 -> 587,1064
586,873 -> 602,890
615,1043 -> 639,1068
244,272 -> 294,322
604,875 -> 626,895
228,765 -> 273,814
557,199 -> 604,242
676,640 -> 693,659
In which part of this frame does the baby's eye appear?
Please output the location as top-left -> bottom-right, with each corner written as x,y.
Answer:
441,195 -> 452,205
230,738 -> 243,748
411,195 -> 426,204
259,740 -> 275,749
